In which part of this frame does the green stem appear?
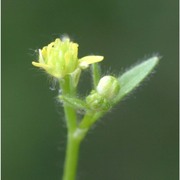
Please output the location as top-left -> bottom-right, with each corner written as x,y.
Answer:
60,76 -> 77,131
79,112 -> 102,129
60,75 -> 97,180
79,112 -> 94,129
91,63 -> 101,89
60,75 -> 80,180
62,133 -> 81,180
63,105 -> 77,132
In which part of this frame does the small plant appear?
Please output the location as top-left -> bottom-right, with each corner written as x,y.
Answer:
32,37 -> 159,180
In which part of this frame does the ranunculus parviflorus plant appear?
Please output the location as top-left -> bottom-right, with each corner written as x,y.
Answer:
32,37 -> 159,180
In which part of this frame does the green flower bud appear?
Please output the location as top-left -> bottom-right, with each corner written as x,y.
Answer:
96,76 -> 120,100
86,91 -> 111,111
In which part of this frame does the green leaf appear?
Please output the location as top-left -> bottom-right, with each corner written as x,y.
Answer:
115,56 -> 160,103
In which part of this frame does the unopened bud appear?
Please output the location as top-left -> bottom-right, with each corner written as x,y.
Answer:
86,91 -> 111,111
96,76 -> 120,100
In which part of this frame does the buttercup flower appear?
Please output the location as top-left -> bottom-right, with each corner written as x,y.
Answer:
32,38 -> 104,78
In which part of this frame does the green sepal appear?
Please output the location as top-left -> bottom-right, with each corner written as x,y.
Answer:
70,68 -> 82,88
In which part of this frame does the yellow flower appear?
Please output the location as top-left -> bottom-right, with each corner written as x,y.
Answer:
32,38 -> 104,79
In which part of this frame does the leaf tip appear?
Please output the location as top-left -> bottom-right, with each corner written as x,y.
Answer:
150,54 -> 162,65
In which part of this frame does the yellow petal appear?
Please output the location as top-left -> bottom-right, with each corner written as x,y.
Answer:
79,56 -> 104,69
32,61 -> 50,69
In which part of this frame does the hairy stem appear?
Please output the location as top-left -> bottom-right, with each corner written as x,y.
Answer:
91,63 -> 101,89
60,75 -> 80,180
60,76 -> 77,132
62,133 -> 81,180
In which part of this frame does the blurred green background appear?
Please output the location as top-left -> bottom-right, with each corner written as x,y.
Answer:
2,0 -> 178,180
